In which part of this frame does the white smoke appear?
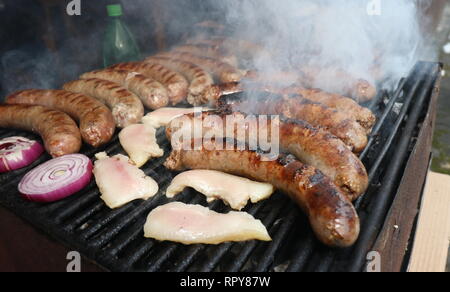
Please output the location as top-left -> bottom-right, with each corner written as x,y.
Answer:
0,0 -> 438,99
218,0 -> 437,91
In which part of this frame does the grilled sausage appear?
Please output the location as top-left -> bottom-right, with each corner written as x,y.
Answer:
164,138 -> 360,247
63,78 -> 144,128
186,37 -> 272,62
171,44 -> 238,67
6,89 -> 115,148
151,51 -> 243,83
166,110 -> 368,201
0,104 -> 81,157
298,67 -> 377,102
219,93 -> 368,153
144,57 -> 214,102
109,62 -> 189,105
245,84 -> 376,132
244,69 -> 377,103
80,69 -> 169,110
244,70 -> 301,85
214,79 -> 376,132
191,82 -> 242,106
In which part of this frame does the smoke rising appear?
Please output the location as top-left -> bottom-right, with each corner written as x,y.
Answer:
217,0 -> 437,92
0,0 -> 439,99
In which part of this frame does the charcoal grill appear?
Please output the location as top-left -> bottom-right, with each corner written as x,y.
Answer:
0,61 -> 442,272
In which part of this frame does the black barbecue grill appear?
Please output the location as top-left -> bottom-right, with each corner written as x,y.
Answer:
0,61 -> 442,272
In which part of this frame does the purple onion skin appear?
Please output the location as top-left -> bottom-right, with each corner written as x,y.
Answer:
0,140 -> 45,173
19,155 -> 93,203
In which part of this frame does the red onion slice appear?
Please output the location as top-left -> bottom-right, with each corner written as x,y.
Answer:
19,154 -> 93,203
0,137 -> 44,173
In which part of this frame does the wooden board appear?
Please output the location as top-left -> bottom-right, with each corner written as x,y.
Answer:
408,171 -> 450,272
372,75 -> 440,272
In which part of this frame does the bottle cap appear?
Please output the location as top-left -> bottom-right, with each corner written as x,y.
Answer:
107,4 -> 123,17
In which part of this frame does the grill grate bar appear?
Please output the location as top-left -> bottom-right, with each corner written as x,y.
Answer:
348,62 -> 439,272
226,199 -> 291,272
86,196 -> 168,248
369,81 -> 424,171
63,201 -> 106,231
356,64 -> 429,209
168,245 -> 206,272
79,203 -> 137,241
106,223 -> 146,257
359,79 -> 406,161
285,234 -> 316,272
146,244 -> 179,272
196,202 -> 267,272
121,240 -> 156,271
53,184 -> 99,223
254,206 -> 298,272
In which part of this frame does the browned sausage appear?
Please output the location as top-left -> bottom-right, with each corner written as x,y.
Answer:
164,138 -> 360,247
186,37 -> 272,62
243,70 -> 303,86
191,82 -> 242,106
166,110 -> 369,201
273,87 -> 376,132
239,83 -> 377,132
298,66 -> 377,102
109,62 -> 189,105
144,57 -> 214,102
151,51 -> 243,83
80,69 -> 169,110
219,93 -> 368,153
6,89 -> 115,148
0,104 -> 81,157
244,68 -> 377,103
63,78 -> 144,128
171,44 -> 238,67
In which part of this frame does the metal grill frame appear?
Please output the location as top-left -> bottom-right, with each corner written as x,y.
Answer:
0,61 -> 442,272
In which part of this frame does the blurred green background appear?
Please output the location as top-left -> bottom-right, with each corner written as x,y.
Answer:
432,64 -> 450,176
429,2 -> 450,273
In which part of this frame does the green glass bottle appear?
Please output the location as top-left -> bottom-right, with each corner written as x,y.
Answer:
103,4 -> 142,67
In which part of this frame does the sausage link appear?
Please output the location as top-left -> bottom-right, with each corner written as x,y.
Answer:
151,51 -> 243,83
274,87 -> 376,132
80,69 -> 169,110
144,57 -> 214,101
109,62 -> 188,105
186,37 -> 272,62
164,138 -> 360,247
0,104 -> 81,157
191,82 -> 242,106
243,83 -> 376,132
219,93 -> 368,153
167,110 -> 368,201
63,78 -> 144,128
298,67 -> 377,102
6,89 -> 115,148
171,44 -> 239,67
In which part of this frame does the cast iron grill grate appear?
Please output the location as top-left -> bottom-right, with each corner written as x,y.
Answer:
0,61 -> 441,272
